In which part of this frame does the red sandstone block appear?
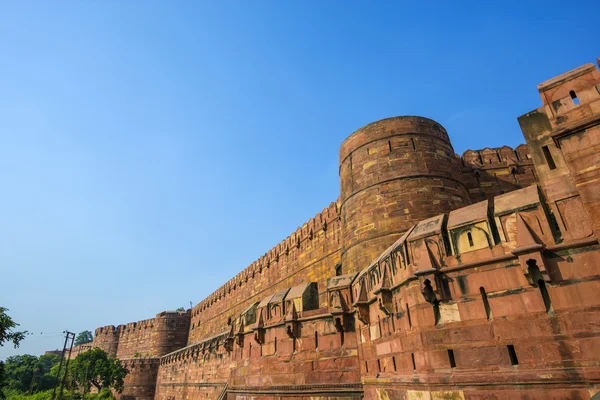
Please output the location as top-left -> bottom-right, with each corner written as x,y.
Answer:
454,346 -> 512,369
549,280 -> 600,310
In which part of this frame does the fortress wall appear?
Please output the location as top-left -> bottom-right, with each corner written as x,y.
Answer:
459,144 -> 538,203
225,318 -> 361,399
155,333 -> 230,400
157,302 -> 362,399
93,325 -> 120,358
118,358 -> 160,400
349,183 -> 600,399
86,58 -> 600,400
116,311 -> 190,359
188,203 -> 343,345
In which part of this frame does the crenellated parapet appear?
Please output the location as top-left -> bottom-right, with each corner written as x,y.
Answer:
459,144 -> 538,203
92,325 -> 121,358
191,201 -> 340,317
115,310 -> 190,359
188,200 -> 343,344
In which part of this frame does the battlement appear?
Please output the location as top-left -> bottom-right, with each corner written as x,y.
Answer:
85,56 -> 600,400
192,201 -> 340,316
94,325 -> 121,336
460,144 -> 531,167
91,310 -> 191,361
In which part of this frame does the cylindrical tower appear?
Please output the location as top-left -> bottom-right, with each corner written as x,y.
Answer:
340,116 -> 470,274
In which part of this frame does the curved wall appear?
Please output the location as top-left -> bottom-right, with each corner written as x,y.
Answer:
339,116 -> 470,273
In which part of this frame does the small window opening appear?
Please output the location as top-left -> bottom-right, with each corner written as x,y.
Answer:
410,137 -> 416,151
335,263 -> 342,277
227,316 -> 232,325
392,356 -> 397,371
507,345 -> 519,365
365,361 -> 369,373
388,140 -> 392,153
542,145 -> 557,170
448,349 -> 456,368
314,331 -> 319,349
274,337 -> 277,353
411,353 -> 416,371
367,147 -> 370,155
467,231 -> 474,247
570,90 -> 580,106
337,319 -> 344,347
480,287 -> 492,320
377,359 -> 381,372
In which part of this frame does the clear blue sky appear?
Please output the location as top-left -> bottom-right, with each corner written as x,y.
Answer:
1,1 -> 598,358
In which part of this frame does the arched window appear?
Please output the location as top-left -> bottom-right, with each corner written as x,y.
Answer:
570,90 -> 580,106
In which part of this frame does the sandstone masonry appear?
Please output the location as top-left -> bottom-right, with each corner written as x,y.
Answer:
85,58 -> 600,400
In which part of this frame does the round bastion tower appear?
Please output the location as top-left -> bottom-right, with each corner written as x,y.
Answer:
339,116 -> 471,274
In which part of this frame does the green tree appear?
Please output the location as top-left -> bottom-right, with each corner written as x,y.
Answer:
0,308 -> 27,349
0,308 -> 27,400
1,354 -> 60,395
73,331 -> 93,347
68,348 -> 128,394
175,307 -> 185,312
2,355 -> 38,393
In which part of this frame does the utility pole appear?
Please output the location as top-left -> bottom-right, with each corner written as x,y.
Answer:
51,331 -> 75,400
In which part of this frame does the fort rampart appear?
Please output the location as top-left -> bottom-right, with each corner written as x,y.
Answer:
83,57 -> 600,400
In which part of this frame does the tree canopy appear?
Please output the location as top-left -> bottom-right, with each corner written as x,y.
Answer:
0,308 -> 27,349
74,331 -> 93,347
68,348 -> 128,393
2,354 -> 60,394
0,308 -> 27,400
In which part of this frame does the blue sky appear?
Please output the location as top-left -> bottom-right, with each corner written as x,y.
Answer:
1,1 -> 598,358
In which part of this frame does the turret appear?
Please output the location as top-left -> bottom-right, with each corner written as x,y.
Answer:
339,116 -> 471,274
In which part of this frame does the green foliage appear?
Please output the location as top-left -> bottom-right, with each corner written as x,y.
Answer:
3,388 -> 115,400
1,354 -> 60,395
68,349 -> 128,394
0,308 -> 27,400
175,307 -> 185,312
0,308 -> 27,349
73,332 -> 93,347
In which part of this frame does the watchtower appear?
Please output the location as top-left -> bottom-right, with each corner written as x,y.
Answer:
339,116 -> 471,274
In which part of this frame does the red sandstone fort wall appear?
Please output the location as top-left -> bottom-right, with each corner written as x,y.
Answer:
84,57 -> 600,400
119,358 -> 160,400
116,311 -> 190,359
188,202 -> 343,345
92,311 -> 190,361
459,144 -> 538,202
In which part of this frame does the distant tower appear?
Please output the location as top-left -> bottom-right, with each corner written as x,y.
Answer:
339,116 -> 471,274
